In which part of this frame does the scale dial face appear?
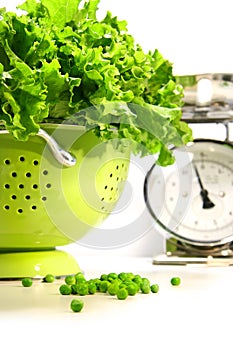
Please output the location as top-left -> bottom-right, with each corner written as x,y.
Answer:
145,140 -> 233,246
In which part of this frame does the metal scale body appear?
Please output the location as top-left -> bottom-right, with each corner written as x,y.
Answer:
144,73 -> 233,265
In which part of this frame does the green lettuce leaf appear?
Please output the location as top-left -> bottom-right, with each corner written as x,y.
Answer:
0,0 -> 192,165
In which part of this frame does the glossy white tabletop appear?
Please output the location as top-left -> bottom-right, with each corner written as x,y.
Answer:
0,255 -> 232,350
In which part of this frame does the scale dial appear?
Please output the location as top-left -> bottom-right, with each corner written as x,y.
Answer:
145,139 -> 233,247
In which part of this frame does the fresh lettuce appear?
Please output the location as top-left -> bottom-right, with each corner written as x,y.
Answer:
0,0 -> 192,165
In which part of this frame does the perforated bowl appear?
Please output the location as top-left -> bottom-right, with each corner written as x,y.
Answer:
0,124 -> 130,278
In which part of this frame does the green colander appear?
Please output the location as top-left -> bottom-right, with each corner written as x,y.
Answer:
0,124 -> 130,278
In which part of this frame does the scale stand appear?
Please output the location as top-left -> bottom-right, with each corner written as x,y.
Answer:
153,239 -> 233,266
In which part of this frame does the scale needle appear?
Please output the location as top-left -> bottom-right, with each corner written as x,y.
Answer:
193,163 -> 215,209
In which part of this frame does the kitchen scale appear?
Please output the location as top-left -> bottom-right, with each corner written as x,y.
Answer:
144,73 -> 233,265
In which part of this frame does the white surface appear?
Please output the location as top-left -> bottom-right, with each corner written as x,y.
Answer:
0,256 -> 233,350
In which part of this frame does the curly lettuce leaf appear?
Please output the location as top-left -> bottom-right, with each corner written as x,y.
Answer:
0,0 -> 192,165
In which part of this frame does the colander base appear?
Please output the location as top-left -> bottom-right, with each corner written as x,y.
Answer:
0,249 -> 81,279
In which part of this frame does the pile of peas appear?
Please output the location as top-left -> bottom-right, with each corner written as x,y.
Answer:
21,272 -> 181,313
59,272 -> 160,300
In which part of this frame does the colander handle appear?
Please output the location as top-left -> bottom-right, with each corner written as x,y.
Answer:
38,129 -> 76,167
0,128 -> 76,167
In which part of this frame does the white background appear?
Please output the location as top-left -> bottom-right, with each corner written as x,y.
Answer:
1,0 -> 233,257
3,0 -> 233,75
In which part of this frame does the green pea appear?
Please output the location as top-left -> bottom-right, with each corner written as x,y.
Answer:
75,272 -> 86,283
75,275 -> 86,284
70,299 -> 84,313
107,282 -> 119,296
71,284 -> 79,295
132,275 -> 142,286
107,272 -> 118,282
76,283 -> 89,296
118,283 -> 127,289
118,272 -> 128,281
43,274 -> 55,283
140,282 -> 151,294
65,275 -> 76,285
151,284 -> 159,293
170,277 -> 181,286
22,277 -> 33,287
88,282 -> 97,295
125,272 -> 135,280
87,278 -> 95,284
100,273 -> 108,281
116,288 -> 128,300
92,278 -> 101,291
75,272 -> 84,277
99,280 -> 110,293
141,277 -> 150,285
59,284 -> 72,295
126,282 -> 138,296
123,279 -> 134,286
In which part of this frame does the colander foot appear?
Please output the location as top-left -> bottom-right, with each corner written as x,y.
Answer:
0,249 -> 81,279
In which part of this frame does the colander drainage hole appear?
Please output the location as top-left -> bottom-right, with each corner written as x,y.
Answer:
33,160 -> 39,166
4,205 -> 10,210
31,205 -> 37,210
17,209 -> 23,214
19,156 -> 25,162
26,172 -> 31,178
25,195 -> 31,200
11,172 -> 17,178
4,159 -> 10,165
11,195 -> 17,200
19,184 -> 24,189
4,184 -> 10,189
